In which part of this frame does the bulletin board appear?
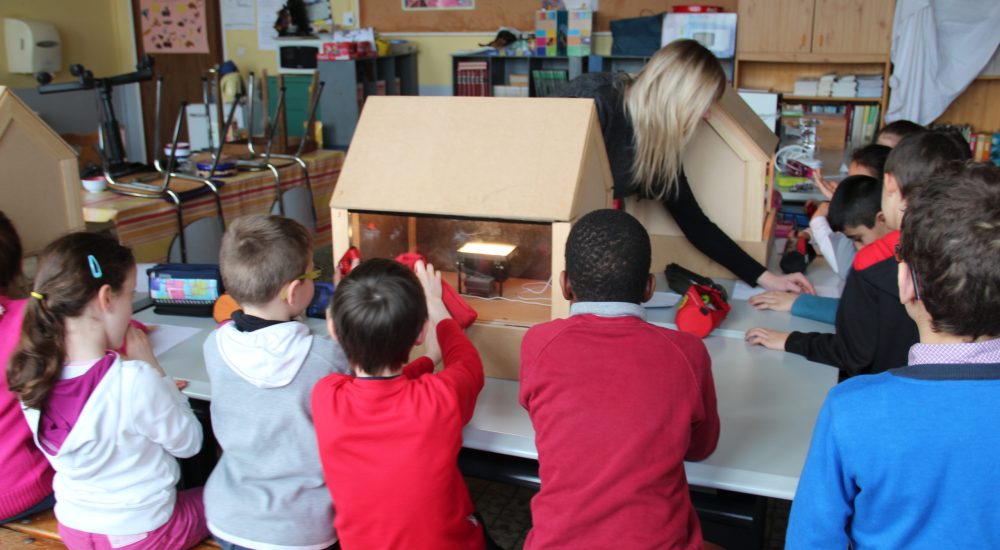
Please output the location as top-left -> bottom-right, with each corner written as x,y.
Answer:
360,0 -> 737,33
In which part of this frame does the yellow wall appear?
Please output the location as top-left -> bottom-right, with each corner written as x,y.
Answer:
223,0 -> 611,89
0,0 -> 134,88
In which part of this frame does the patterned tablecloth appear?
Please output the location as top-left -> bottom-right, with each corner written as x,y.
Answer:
82,150 -> 343,262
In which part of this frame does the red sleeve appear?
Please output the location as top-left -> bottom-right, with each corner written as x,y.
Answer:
434,319 -> 484,424
402,356 -> 435,379
683,336 -> 720,461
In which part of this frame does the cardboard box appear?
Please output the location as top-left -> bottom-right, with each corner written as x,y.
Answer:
567,10 -> 593,57
0,86 -> 84,256
330,96 -> 613,380
535,10 -> 568,56
625,85 -> 779,280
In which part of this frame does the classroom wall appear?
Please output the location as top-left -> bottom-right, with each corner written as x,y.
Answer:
0,0 -> 134,88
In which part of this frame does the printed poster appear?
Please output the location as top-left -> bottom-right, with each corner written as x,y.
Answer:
140,0 -> 210,54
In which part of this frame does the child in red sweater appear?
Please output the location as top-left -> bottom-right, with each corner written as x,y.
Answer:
520,209 -> 720,550
312,258 -> 492,550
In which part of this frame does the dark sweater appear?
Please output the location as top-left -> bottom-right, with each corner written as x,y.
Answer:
785,255 -> 919,379
559,72 -> 767,285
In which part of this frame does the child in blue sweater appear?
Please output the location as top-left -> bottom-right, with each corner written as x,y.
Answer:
786,162 -> 1000,548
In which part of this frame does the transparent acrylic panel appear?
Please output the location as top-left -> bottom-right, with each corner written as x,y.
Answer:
354,212 -> 553,324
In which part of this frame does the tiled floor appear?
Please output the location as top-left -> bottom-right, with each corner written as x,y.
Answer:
467,476 -> 793,550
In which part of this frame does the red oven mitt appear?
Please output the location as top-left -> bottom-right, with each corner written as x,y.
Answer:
395,252 -> 478,329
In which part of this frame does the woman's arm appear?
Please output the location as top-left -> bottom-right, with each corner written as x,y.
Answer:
661,171 -> 767,284
664,171 -> 815,293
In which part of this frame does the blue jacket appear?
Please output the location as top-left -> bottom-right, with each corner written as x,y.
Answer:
787,362 -> 1000,549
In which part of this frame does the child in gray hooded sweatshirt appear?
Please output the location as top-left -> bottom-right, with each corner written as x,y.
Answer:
203,215 -> 349,550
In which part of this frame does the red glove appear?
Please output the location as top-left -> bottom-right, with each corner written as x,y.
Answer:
675,284 -> 731,338
338,246 -> 361,277
395,252 -> 478,329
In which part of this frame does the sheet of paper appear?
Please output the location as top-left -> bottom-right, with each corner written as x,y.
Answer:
257,0 -> 284,50
148,324 -> 202,357
732,281 -> 767,301
643,291 -> 682,309
222,0 -> 255,30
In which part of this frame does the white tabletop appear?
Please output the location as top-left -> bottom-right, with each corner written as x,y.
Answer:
134,258 -> 839,501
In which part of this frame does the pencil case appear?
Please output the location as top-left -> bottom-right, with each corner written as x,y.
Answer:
148,263 -> 223,317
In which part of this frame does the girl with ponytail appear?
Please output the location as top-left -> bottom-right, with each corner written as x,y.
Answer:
0,211 -> 54,523
8,232 -> 208,549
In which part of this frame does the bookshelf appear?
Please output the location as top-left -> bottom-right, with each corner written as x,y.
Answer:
317,52 -> 418,149
450,54 -> 587,97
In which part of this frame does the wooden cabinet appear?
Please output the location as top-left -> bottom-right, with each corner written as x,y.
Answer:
738,0 -> 815,54
813,0 -> 894,55
739,0 -> 895,58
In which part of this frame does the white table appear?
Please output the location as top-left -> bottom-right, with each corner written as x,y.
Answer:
134,258 -> 839,501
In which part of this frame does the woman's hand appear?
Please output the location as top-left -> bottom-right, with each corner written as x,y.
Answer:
744,327 -> 790,351
757,271 -> 816,295
749,291 -> 799,312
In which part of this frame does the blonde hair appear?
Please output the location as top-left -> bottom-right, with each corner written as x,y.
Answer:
624,39 -> 726,198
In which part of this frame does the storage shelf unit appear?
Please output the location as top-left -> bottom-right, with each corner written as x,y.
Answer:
451,54 -> 587,97
317,52 -> 418,149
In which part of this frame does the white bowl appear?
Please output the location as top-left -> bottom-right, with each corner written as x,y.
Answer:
82,177 -> 107,193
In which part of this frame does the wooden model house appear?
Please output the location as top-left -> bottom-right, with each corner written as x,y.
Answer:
0,86 -> 84,256
626,85 -> 779,279
330,96 -> 613,380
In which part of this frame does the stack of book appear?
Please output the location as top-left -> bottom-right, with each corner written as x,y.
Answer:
494,73 -> 530,97
857,74 -> 884,98
531,70 -> 569,97
793,78 -> 819,96
817,74 -> 836,97
831,75 -> 857,98
456,60 -> 490,96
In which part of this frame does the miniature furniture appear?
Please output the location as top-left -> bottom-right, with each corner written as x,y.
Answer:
0,86 -> 85,256
330,96 -> 613,380
625,85 -> 779,280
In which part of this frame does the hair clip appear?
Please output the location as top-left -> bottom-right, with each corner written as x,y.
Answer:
30,291 -> 45,300
87,255 -> 103,279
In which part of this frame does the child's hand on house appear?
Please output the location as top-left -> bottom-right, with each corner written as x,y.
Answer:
749,291 -> 799,313
414,260 -> 450,364
812,169 -> 839,200
122,324 -> 166,377
744,327 -> 790,351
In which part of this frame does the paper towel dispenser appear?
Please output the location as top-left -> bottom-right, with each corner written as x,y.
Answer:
5,18 -> 61,75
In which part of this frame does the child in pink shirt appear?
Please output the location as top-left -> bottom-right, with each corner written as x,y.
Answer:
0,211 -> 54,522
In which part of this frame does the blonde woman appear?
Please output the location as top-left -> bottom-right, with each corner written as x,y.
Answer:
560,39 -> 814,293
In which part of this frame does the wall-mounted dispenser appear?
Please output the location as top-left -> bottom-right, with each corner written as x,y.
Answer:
5,18 -> 61,75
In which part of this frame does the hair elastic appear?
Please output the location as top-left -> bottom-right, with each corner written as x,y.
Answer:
30,291 -> 45,300
87,255 -> 103,279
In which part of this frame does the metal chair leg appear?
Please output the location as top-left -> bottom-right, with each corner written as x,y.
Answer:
166,189 -> 186,263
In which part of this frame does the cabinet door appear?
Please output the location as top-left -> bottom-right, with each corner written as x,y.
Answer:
813,0 -> 894,55
738,0 -> 815,54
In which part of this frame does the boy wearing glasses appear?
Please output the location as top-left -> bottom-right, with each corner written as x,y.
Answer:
746,131 -> 971,379
204,214 -> 349,550
786,163 -> 1000,548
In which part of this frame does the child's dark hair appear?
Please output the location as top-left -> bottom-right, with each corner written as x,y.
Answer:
8,232 -> 135,409
219,215 -> 312,305
827,175 -> 882,232
565,209 -> 651,303
884,130 -> 972,195
876,120 -> 923,143
329,258 -> 427,375
0,211 -> 22,295
849,144 -> 891,181
900,163 -> 1000,339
